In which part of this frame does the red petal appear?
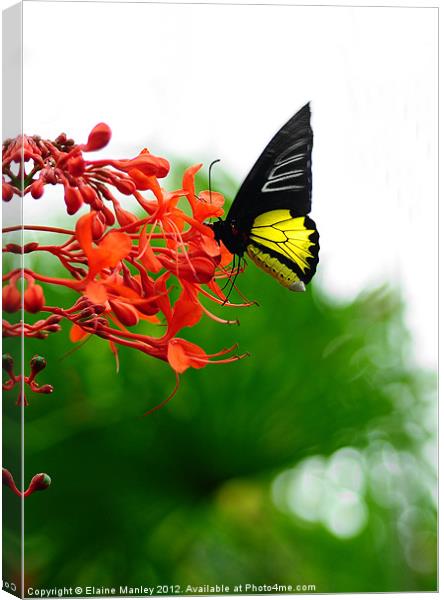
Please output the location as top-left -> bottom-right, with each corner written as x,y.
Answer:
199,190 -> 225,208
85,281 -> 108,304
89,232 -> 133,275
196,190 -> 225,219
168,298 -> 203,338
75,213 -> 94,254
167,338 -> 208,373
182,163 -> 202,212
220,242 -> 234,267
118,154 -> 169,178
99,231 -> 132,264
128,168 -> 154,191
70,323 -> 89,342
197,235 -> 221,258
153,272 -> 172,322
139,243 -> 162,273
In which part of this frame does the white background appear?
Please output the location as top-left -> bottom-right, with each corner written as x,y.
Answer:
19,0 -> 438,368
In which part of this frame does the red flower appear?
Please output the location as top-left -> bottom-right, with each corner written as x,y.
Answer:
75,212 -> 133,279
183,163 -> 225,221
167,338 -> 208,374
163,287 -> 204,339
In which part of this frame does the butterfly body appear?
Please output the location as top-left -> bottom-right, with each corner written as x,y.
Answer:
211,103 -> 319,292
211,217 -> 251,256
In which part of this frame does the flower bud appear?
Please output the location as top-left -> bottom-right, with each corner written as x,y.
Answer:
2,183 -> 14,201
114,177 -> 136,195
91,198 -> 104,212
37,384 -> 54,394
78,307 -> 95,319
24,473 -> 51,497
23,242 -> 39,253
45,324 -> 61,333
83,123 -> 112,152
55,133 -> 67,145
136,299 -> 159,316
24,283 -> 45,313
2,282 -> 21,313
5,243 -> 22,253
79,184 -> 98,205
92,304 -> 106,315
91,212 -> 106,240
115,205 -> 139,230
30,178 -> 45,199
64,186 -> 83,215
46,314 -> 63,325
102,205 -> 115,226
123,274 -> 142,296
109,300 -> 139,326
2,353 -> 15,378
42,168 -> 57,185
29,355 -> 47,375
73,297 -> 91,309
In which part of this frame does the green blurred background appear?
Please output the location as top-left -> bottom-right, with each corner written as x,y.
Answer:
3,166 -> 437,594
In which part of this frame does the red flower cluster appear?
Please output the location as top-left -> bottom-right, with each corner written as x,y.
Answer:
2,124 -> 250,411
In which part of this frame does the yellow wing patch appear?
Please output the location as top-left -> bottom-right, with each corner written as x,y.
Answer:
251,209 -> 293,227
249,210 -> 317,275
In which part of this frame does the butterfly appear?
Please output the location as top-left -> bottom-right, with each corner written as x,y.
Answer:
211,103 -> 319,293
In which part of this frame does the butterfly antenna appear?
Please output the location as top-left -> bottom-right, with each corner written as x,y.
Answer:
208,159 -> 221,203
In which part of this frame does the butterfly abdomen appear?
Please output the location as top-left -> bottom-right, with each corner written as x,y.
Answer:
247,243 -> 306,292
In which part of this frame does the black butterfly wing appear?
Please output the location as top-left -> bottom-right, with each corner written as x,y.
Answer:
227,103 -> 313,227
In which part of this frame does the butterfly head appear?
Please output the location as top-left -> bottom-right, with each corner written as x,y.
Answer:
210,218 -> 248,256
